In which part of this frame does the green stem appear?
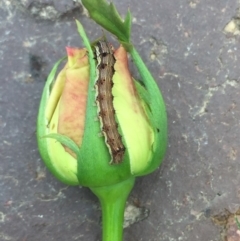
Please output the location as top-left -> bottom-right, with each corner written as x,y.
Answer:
90,177 -> 135,241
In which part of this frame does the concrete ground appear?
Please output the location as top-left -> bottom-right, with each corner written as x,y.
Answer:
0,0 -> 240,240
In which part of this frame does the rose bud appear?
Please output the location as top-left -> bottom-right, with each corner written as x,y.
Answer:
37,44 -> 166,187
37,20 -> 167,241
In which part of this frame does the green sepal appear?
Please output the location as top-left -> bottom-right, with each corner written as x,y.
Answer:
129,47 -> 168,176
47,56 -> 67,91
75,20 -> 132,187
134,80 -> 151,111
43,133 -> 80,156
119,41 -> 133,51
81,0 -> 132,43
75,20 -> 95,76
37,56 -> 79,186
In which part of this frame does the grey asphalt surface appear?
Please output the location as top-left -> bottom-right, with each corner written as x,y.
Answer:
0,1 -> 239,240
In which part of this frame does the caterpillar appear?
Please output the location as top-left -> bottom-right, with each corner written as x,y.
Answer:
94,40 -> 125,164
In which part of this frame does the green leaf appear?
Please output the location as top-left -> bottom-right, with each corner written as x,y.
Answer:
44,133 -> 80,156
81,0 -> 132,43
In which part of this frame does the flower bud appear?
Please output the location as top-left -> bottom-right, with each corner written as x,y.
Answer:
37,41 -> 167,187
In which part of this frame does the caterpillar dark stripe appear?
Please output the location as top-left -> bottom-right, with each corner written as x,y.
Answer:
94,40 -> 125,164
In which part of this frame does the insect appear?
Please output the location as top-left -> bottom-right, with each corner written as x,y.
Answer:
94,40 -> 125,164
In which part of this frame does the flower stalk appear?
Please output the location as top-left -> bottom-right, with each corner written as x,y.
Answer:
91,178 -> 135,241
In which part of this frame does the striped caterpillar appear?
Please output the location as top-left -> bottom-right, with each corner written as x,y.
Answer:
94,40 -> 125,164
